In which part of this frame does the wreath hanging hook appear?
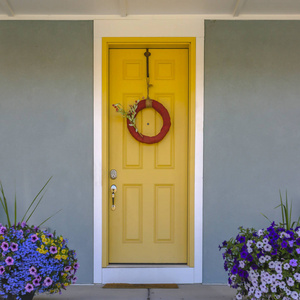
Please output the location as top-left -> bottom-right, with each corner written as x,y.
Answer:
144,49 -> 153,102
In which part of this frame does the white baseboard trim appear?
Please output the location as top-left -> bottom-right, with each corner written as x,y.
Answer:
102,267 -> 194,284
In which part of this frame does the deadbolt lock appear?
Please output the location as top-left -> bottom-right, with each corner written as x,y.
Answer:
110,169 -> 117,180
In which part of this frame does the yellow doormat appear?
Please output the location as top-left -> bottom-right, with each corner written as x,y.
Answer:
102,283 -> 178,289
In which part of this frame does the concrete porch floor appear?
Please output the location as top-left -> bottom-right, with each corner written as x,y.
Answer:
34,284 -> 236,300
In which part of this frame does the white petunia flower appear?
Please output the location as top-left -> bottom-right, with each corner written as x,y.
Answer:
263,238 -> 269,244
256,241 -> 264,248
279,281 -> 286,289
284,263 -> 290,270
275,265 -> 282,273
276,273 -> 283,280
247,247 -> 253,253
254,289 -> 262,298
287,277 -> 295,286
251,279 -> 258,287
264,255 -> 271,261
271,286 -> 277,293
291,291 -> 298,300
260,284 -> 268,293
247,240 -> 253,247
294,272 -> 300,281
236,293 -> 243,300
274,280 -> 280,286
266,277 -> 272,284
239,261 -> 245,268
259,256 -> 266,263
275,261 -> 282,267
269,261 -> 275,268
285,287 -> 291,296
257,229 -> 264,236
264,244 -> 272,252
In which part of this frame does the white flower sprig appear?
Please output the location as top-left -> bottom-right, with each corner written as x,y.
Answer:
112,100 -> 143,137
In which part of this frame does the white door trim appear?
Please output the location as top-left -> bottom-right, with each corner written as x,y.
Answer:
93,17 -> 204,284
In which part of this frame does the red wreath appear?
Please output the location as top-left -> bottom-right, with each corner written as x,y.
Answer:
127,99 -> 171,144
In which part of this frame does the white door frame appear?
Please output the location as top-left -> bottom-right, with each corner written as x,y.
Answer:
93,17 -> 204,284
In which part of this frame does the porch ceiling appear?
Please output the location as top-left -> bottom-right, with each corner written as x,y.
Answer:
0,0 -> 300,19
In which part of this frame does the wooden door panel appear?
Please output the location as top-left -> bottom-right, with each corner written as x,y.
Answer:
109,48 -> 188,263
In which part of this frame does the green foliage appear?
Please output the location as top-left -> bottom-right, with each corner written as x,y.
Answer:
0,177 -> 61,227
112,100 -> 143,136
261,190 -> 300,230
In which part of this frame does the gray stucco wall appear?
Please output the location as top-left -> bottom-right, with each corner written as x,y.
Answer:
2,19 -> 300,285
0,21 -> 93,283
204,21 -> 300,283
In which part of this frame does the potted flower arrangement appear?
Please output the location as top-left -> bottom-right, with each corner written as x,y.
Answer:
219,192 -> 300,300
0,178 -> 79,300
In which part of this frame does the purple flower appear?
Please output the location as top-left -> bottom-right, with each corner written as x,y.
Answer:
29,266 -> 37,276
296,248 -> 300,254
25,283 -> 34,293
246,254 -> 253,262
0,226 -> 7,234
1,242 -> 9,251
0,266 -> 5,275
33,278 -> 40,286
231,265 -> 238,274
50,246 -> 57,254
290,259 -> 298,267
5,256 -> 14,265
21,221 -> 26,228
238,236 -> 246,243
72,276 -> 78,283
240,251 -> 248,259
281,241 -> 288,248
31,234 -> 38,242
73,262 -> 80,270
64,266 -> 72,272
271,249 -> 278,256
10,242 -> 18,252
47,233 -> 54,238
44,277 -> 53,287
238,269 -> 249,278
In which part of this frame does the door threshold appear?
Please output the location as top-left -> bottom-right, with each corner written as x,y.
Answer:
107,264 -> 188,268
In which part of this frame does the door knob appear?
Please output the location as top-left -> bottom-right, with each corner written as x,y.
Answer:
111,184 -> 117,211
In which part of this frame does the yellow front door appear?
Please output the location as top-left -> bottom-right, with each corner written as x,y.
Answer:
108,48 -> 188,263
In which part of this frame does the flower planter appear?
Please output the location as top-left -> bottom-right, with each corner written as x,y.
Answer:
6,292 -> 35,300
0,223 -> 79,299
220,223 -> 300,300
